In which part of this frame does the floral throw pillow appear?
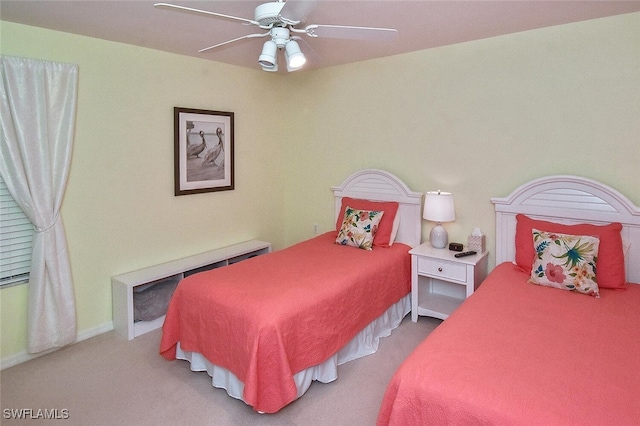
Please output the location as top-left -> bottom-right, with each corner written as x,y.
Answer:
529,229 -> 600,297
335,206 -> 384,250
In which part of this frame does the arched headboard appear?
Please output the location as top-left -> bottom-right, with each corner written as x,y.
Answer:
332,169 -> 423,248
491,175 -> 640,283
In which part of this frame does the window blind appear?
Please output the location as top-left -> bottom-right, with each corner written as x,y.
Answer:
0,175 -> 33,286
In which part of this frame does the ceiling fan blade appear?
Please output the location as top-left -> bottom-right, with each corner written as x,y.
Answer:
294,36 -> 321,66
154,3 -> 259,26
199,33 -> 270,53
279,0 -> 319,25
304,24 -> 397,42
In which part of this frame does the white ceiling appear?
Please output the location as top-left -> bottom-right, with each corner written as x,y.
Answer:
2,1 -> 639,73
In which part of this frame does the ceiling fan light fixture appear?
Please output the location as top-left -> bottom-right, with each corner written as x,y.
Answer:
261,63 -> 278,72
258,40 -> 277,68
285,40 -> 306,71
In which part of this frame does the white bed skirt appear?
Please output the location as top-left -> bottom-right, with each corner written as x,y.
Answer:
175,294 -> 411,410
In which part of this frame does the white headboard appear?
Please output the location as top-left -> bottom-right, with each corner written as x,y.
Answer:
491,175 -> 640,284
332,169 -> 423,248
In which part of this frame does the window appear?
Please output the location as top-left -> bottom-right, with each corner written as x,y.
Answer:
0,174 -> 33,287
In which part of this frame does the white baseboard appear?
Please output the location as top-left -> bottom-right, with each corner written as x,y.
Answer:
0,321 -> 114,370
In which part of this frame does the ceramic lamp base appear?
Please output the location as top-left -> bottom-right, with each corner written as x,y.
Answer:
430,224 -> 448,249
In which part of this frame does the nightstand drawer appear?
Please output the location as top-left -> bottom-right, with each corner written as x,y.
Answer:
417,257 -> 467,282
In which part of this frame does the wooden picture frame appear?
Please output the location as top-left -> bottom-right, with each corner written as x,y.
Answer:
174,107 -> 234,195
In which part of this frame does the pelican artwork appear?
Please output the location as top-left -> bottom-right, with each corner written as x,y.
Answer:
187,131 -> 207,158
202,127 -> 225,167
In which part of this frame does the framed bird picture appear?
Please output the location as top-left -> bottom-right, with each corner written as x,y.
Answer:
174,107 -> 234,195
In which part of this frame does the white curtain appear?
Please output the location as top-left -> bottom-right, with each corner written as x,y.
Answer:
0,55 -> 78,353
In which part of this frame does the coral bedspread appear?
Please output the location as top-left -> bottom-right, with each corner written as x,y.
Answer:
160,232 -> 411,413
377,262 -> 640,425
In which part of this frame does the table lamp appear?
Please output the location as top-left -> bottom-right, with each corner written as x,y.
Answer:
423,190 -> 455,248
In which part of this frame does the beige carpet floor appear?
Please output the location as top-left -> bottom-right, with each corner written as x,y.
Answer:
1,315 -> 440,426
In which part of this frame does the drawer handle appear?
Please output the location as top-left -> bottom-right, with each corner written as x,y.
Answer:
438,267 -> 443,272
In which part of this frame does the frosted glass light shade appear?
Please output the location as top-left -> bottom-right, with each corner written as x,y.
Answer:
285,40 -> 306,70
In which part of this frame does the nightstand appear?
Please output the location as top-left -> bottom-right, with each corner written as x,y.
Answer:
410,242 -> 488,321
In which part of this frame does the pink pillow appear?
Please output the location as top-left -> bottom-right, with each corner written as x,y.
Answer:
515,214 -> 625,290
336,197 -> 399,247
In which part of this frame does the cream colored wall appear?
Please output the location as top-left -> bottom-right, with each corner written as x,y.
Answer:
282,13 -> 640,263
1,12 -> 638,362
0,22 -> 289,361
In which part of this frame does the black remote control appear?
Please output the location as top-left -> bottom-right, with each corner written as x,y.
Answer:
454,250 -> 477,258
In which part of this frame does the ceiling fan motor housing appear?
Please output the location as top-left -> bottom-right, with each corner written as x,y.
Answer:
254,2 -> 286,26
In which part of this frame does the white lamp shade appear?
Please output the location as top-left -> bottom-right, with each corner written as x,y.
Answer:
423,191 -> 455,222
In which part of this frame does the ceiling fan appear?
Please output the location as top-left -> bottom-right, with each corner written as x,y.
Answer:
154,1 -> 398,72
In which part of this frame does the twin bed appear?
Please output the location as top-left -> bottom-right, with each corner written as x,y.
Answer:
160,169 -> 640,422
160,169 -> 423,413
377,175 -> 640,425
